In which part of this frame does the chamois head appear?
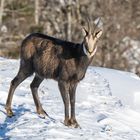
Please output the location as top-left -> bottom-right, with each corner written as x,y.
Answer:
83,18 -> 102,58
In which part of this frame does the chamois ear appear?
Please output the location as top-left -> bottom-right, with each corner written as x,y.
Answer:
82,26 -> 88,36
95,30 -> 103,39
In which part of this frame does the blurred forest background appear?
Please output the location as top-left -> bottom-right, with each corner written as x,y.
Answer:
0,0 -> 140,75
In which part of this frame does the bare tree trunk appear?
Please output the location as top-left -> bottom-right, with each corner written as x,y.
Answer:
76,0 -> 81,22
0,0 -> 5,44
35,0 -> 39,25
67,0 -> 72,41
0,0 -> 4,25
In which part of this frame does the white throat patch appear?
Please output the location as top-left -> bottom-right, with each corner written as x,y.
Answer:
83,44 -> 97,58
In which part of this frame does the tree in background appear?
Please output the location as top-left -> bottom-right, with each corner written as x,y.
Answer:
34,0 -> 39,25
0,0 -> 5,43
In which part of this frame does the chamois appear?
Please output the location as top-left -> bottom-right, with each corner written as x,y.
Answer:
5,20 -> 102,128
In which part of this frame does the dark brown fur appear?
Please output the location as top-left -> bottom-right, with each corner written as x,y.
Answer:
5,31 -> 102,128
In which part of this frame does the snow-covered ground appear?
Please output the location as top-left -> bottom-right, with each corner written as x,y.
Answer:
0,57 -> 140,140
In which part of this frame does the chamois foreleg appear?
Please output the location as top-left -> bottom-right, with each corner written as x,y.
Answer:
69,82 -> 79,128
58,81 -> 70,126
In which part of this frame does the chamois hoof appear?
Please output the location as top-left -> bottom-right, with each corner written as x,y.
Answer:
5,108 -> 14,117
37,109 -> 48,119
64,119 -> 80,128
64,118 -> 71,126
71,122 -> 80,128
69,119 -> 80,128
38,113 -> 47,119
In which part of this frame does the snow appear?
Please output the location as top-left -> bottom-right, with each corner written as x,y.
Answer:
0,58 -> 140,139
95,67 -> 140,111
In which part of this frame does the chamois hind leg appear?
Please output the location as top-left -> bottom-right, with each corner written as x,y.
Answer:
5,62 -> 33,117
30,75 -> 47,118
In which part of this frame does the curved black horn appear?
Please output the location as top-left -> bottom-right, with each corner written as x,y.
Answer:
86,17 -> 91,33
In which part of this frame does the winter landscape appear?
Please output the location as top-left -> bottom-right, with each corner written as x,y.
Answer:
0,0 -> 140,140
0,57 -> 140,140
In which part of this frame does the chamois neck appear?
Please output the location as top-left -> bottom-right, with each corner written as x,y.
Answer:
76,43 -> 92,70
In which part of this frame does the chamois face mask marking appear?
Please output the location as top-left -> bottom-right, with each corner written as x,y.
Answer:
83,30 -> 102,58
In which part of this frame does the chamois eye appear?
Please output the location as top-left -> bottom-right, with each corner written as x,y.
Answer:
94,32 -> 99,36
92,32 -> 97,38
